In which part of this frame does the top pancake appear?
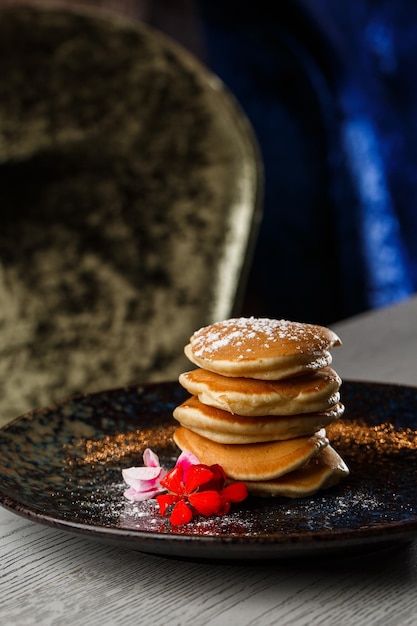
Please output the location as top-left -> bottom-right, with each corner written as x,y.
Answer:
184,317 -> 342,379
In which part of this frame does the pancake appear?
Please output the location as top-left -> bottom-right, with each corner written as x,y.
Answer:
173,395 -> 344,443
178,366 -> 341,416
173,426 -> 329,481
243,445 -> 350,497
184,317 -> 342,380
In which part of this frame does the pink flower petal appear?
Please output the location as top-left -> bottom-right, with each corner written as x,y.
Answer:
122,465 -> 163,485
124,486 -> 162,501
175,450 -> 200,480
143,448 -> 161,468
122,463 -> 167,501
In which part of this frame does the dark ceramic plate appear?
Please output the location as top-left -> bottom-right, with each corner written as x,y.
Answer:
1,381 -> 417,561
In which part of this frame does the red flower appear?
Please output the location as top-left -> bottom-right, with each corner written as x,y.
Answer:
197,463 -> 248,514
156,463 -> 248,526
218,481 -> 249,515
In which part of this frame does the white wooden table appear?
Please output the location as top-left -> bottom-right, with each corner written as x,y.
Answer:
1,296 -> 417,626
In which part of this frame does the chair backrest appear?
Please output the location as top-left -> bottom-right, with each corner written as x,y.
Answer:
0,5 -> 263,423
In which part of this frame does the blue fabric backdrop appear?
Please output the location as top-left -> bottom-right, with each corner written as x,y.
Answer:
196,0 -> 417,324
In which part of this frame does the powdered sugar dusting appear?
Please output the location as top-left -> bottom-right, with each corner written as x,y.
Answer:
190,317 -> 337,359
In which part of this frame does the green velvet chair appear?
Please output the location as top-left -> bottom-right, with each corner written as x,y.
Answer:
0,5 -> 262,424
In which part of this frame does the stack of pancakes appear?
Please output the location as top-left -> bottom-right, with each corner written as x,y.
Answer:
173,317 -> 349,497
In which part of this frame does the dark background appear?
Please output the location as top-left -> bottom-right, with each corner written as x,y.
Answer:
3,0 -> 417,326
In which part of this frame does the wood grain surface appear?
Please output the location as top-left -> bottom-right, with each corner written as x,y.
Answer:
1,505 -> 417,626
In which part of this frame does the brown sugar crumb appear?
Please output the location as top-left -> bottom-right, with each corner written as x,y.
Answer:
328,419 -> 417,461
65,425 -> 176,467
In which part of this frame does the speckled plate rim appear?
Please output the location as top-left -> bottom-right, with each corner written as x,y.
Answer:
1,492 -> 416,560
1,380 -> 417,562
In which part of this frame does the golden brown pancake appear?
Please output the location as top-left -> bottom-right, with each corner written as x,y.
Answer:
173,395 -> 344,443
184,317 -> 342,380
243,445 -> 349,497
173,426 -> 329,481
178,366 -> 341,416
